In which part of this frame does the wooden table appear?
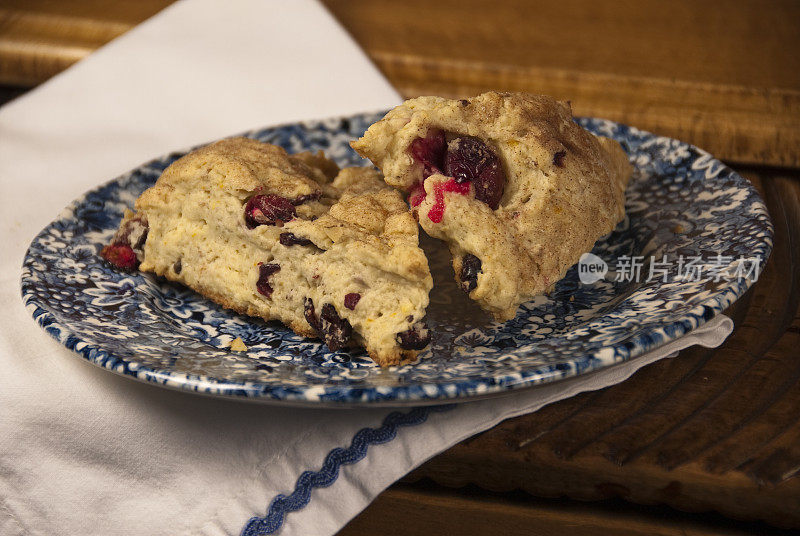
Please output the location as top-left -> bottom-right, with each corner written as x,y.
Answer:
2,2 -> 799,534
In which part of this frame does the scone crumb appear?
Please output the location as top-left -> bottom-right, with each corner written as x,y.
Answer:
230,337 -> 248,352
119,137 -> 433,366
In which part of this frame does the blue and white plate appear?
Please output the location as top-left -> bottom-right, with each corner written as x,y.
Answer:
21,112 -> 773,406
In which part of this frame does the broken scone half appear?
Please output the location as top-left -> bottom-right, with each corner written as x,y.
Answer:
101,137 -> 433,366
351,91 -> 633,320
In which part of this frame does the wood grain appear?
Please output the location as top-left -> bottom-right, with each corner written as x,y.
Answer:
1,1 -> 798,166
322,0 -> 800,168
325,0 -> 800,90
339,484 -> 794,536
368,54 -> 800,170
0,0 -> 172,85
403,171 -> 800,528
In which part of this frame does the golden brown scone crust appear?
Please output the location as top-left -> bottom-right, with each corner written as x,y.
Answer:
131,137 -> 432,366
352,92 -> 632,319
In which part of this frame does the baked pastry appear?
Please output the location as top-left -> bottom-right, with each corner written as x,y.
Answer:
352,92 -> 632,320
101,137 -> 433,366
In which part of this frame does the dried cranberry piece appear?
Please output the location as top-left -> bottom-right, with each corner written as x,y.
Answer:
303,299 -> 353,351
304,297 -> 321,331
279,232 -> 313,247
320,303 -> 353,351
256,263 -> 281,298
100,243 -> 139,271
396,322 -> 431,350
553,150 -> 567,167
244,194 -> 296,228
444,136 -> 505,209
115,214 -> 149,249
460,253 -> 482,293
344,293 -> 361,310
410,129 -> 446,179
408,182 -> 427,207
100,214 -> 149,271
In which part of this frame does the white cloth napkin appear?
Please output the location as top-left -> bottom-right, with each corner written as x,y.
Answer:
0,1 -> 734,534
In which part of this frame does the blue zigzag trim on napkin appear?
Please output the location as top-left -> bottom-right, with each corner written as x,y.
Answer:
241,405 -> 454,535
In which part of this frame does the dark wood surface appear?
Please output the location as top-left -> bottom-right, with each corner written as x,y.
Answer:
340,483 -> 799,536
2,2 -> 799,534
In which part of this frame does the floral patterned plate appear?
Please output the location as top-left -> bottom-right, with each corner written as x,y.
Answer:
21,112 -> 773,406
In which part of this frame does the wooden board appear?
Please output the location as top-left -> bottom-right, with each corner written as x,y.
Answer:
321,0 -> 800,168
0,1 -> 172,86
339,484 -> 796,536
1,1 -> 798,167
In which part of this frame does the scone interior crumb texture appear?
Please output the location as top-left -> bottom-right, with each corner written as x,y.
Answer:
352,91 -> 633,320
101,92 -> 632,367
104,138 -> 433,367
230,337 -> 248,352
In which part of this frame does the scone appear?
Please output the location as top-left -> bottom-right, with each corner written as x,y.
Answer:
351,92 -> 632,320
101,137 -> 433,366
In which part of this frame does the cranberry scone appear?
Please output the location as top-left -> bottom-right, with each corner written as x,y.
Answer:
351,92 -> 632,320
101,137 -> 433,366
